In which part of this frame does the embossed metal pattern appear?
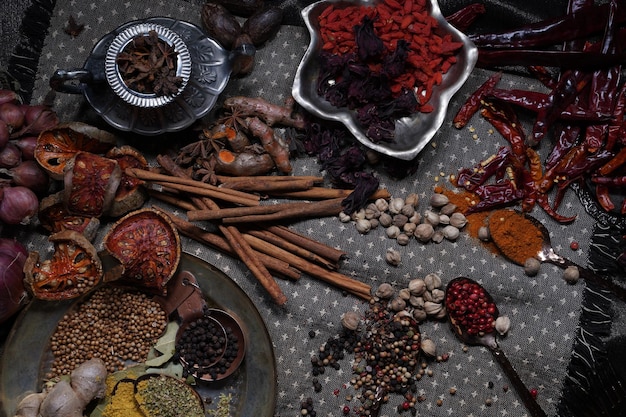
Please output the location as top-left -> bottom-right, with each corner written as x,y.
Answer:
83,17 -> 232,135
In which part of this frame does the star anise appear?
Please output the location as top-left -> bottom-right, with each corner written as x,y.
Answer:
116,30 -> 182,96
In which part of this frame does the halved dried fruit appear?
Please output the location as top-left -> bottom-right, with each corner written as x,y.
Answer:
35,122 -> 116,180
105,145 -> 149,218
38,191 -> 100,241
103,208 -> 181,295
63,151 -> 122,218
23,230 -> 103,300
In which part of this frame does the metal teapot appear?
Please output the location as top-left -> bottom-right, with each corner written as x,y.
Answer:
50,17 -> 255,135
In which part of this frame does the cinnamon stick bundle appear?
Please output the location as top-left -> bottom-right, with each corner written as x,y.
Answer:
168,214 -> 301,280
156,155 -> 288,305
126,167 -> 260,206
243,233 -> 371,300
267,225 -> 347,266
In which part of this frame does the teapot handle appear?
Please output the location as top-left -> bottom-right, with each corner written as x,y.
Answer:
49,69 -> 95,94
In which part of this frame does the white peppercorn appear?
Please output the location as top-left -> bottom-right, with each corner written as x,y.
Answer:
385,248 -> 402,266
423,210 -> 440,226
385,225 -> 401,239
389,197 -> 405,214
401,204 -> 415,217
355,219 -> 372,234
440,203 -> 458,216
523,257 -> 541,276
338,211 -> 351,223
379,212 -> 393,227
414,223 -> 435,242
396,233 -> 410,246
392,214 -> 409,228
563,265 -> 580,283
478,226 -> 491,241
449,212 -> 468,228
431,230 -> 444,244
375,198 -> 389,212
424,273 -> 442,291
430,193 -> 449,208
408,278 -> 426,296
442,225 -> 460,241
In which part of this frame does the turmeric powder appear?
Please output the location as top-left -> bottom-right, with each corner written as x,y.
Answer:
102,380 -> 144,417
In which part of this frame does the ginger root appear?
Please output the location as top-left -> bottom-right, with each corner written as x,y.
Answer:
13,358 -> 107,417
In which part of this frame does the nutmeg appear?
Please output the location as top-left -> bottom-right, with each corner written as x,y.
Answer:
201,2 -> 242,49
241,6 -> 284,46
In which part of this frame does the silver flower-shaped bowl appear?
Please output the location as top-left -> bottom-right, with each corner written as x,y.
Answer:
292,0 -> 478,160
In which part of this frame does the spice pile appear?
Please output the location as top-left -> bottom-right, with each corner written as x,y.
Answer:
451,1 -> 626,219
340,190 -> 468,251
46,286 -> 168,378
116,30 -> 183,96
309,276 -> 448,416
316,0 -> 463,142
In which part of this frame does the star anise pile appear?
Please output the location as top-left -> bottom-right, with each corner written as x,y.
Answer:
116,30 -> 183,96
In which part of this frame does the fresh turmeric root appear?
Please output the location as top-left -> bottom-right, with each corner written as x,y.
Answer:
244,116 -> 292,174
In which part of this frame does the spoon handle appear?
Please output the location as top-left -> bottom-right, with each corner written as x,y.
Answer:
543,253 -> 626,302
490,346 -> 547,417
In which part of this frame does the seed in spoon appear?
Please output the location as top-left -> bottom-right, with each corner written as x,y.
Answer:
488,209 -> 544,265
445,277 -> 498,336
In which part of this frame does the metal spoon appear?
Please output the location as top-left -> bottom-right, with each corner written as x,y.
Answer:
489,210 -> 626,301
445,276 -> 547,417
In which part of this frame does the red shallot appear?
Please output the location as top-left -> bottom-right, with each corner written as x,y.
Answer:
0,238 -> 29,323
0,160 -> 50,194
0,185 -> 39,225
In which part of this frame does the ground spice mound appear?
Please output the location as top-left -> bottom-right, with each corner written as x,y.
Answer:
487,209 -> 544,265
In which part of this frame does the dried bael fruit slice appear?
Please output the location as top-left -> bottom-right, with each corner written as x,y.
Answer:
63,151 -> 122,218
38,191 -> 100,241
23,230 -> 103,300
103,208 -> 181,295
105,145 -> 149,218
35,122 -> 116,180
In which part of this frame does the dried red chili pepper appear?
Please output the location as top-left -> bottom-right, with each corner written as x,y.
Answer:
444,2 -> 486,32
469,2 -> 626,49
456,146 -> 511,192
479,101 -> 527,161
452,71 -> 502,129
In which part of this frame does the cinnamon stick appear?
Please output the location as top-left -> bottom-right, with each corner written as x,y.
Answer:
156,155 -> 288,305
269,187 -> 391,200
267,225 -> 347,265
217,198 -> 345,224
218,178 -> 317,193
216,175 -> 324,183
126,167 -> 260,206
168,214 -> 301,280
188,200 -> 316,222
148,189 -> 196,211
242,233 -> 371,300
246,229 -> 338,270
